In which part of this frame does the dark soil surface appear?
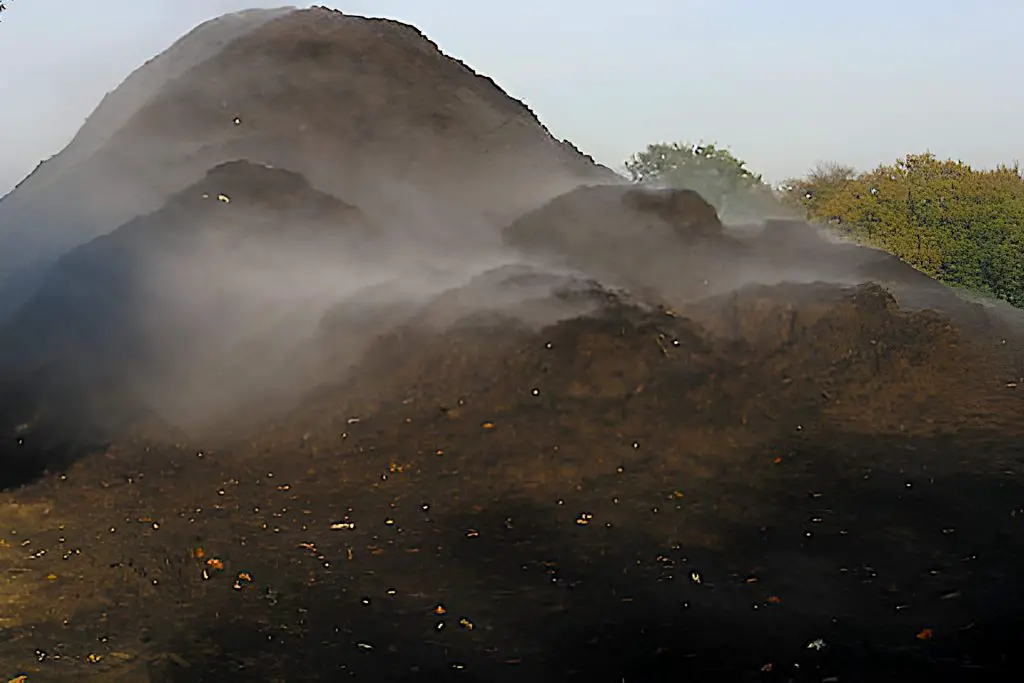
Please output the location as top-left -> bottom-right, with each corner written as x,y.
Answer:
4,281 -> 1024,683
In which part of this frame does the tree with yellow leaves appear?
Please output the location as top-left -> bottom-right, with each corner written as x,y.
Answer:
784,153 -> 1024,305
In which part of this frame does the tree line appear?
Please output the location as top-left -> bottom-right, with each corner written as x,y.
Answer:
626,142 -> 1024,307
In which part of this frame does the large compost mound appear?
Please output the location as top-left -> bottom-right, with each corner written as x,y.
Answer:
0,6 -> 616,320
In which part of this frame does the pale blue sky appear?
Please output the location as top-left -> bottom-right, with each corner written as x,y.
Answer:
1,0 -> 1021,194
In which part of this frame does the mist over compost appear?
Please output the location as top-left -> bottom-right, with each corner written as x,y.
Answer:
2,7 -> 1024,683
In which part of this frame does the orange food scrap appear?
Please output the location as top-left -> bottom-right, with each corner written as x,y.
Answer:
481,421 -> 495,430
916,628 -> 934,640
206,558 -> 225,571
766,595 -> 782,604
772,457 -> 783,464
194,547 -> 205,559
434,604 -> 447,615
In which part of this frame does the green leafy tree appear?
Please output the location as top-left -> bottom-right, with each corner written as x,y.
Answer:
624,142 -> 782,222
792,152 -> 1024,305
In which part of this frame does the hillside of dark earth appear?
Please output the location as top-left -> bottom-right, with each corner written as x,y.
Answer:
0,5 -> 614,320
2,7 -> 1024,683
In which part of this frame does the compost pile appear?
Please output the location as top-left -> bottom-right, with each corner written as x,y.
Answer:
2,7 -> 1024,683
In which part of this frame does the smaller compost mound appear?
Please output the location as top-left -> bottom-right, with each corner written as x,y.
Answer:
0,161 -> 378,460
507,189 -> 1022,351
504,185 -> 746,303
735,218 -> 1024,346
301,264 -> 653,410
263,272 -> 1017,463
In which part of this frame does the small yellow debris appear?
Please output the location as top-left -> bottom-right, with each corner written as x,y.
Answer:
233,572 -> 253,590
87,653 -> 103,663
435,449 -> 445,457
671,490 -> 685,499
46,573 -> 58,581
217,194 -> 231,203
458,617 -> 474,630
8,676 -> 29,683
481,421 -> 495,430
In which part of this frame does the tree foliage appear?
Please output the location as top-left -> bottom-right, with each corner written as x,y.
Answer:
783,153 -> 1024,305
624,142 -> 783,222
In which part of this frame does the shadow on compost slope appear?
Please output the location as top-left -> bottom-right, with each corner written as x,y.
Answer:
141,428 -> 1024,683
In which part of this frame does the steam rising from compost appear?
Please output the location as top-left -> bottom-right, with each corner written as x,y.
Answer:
1,6 -> 1021,484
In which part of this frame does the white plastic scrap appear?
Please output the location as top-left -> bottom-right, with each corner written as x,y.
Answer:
806,638 -> 827,651
690,571 -> 702,585
217,194 -> 231,203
